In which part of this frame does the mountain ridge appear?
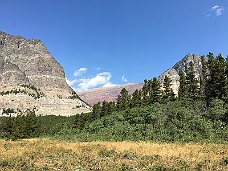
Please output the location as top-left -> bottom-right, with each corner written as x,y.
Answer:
0,31 -> 91,116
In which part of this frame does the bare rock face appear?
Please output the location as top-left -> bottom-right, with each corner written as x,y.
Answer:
0,31 -> 91,116
158,53 -> 202,95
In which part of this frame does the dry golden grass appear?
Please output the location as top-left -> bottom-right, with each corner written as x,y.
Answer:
0,138 -> 227,170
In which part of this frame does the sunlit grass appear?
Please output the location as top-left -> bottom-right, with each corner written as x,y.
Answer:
0,138 -> 227,170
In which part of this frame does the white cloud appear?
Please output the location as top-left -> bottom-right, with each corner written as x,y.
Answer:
121,75 -> 127,82
207,5 -> 224,17
73,67 -> 87,76
103,82 -> 116,87
66,78 -> 77,86
67,72 -> 115,92
211,5 -> 219,11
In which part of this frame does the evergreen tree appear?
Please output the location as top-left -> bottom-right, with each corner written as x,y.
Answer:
148,78 -> 162,104
206,53 -> 226,101
200,55 -> 207,101
0,116 -> 14,139
142,79 -> 150,106
101,101 -> 110,117
92,102 -> 102,119
116,88 -> 130,111
130,89 -> 142,108
24,111 -> 41,138
186,61 -> 200,100
224,56 -> 228,103
0,111 -> 41,140
163,75 -> 175,101
108,101 -> 117,114
178,70 -> 186,98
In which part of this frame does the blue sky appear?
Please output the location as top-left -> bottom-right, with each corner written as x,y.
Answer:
1,0 -> 228,91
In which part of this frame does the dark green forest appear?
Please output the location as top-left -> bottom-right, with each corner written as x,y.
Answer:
0,52 -> 228,142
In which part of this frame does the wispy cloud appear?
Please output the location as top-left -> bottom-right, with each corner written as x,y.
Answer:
207,5 -> 224,18
121,75 -> 127,82
96,67 -> 101,71
73,67 -> 87,76
66,71 -> 116,91
66,78 -> 77,87
211,5 -> 223,16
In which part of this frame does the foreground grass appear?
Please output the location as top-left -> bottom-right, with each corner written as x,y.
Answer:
0,139 -> 227,170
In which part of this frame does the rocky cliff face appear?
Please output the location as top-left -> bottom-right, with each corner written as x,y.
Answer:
78,54 -> 202,104
158,53 -> 202,95
0,31 -> 91,116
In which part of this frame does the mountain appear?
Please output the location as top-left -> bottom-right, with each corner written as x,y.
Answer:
0,31 -> 91,116
78,54 -> 202,105
158,53 -> 202,95
77,83 -> 144,105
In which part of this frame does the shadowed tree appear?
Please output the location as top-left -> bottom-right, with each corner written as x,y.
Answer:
206,53 -> 227,101
178,70 -> 186,99
148,78 -> 162,104
116,88 -> 130,111
92,102 -> 102,119
130,89 -> 142,108
200,55 -> 207,102
186,61 -> 200,100
163,75 -> 175,101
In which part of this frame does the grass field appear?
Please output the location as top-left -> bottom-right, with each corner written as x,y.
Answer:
0,139 -> 227,170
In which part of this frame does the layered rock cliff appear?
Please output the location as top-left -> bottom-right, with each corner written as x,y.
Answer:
0,31 -> 91,116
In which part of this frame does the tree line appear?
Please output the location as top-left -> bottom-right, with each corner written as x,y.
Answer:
74,53 -> 227,126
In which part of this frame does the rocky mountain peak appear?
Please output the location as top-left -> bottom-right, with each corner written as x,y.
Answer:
0,31 -> 91,116
158,53 -> 202,95
172,53 -> 202,75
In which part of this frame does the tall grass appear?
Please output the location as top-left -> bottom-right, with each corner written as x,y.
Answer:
0,139 -> 227,170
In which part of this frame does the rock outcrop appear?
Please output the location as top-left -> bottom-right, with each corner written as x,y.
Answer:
158,53 -> 202,95
0,31 -> 91,116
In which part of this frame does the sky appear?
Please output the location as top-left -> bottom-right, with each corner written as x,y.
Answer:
1,0 -> 228,92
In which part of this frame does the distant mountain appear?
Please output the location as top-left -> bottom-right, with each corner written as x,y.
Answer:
0,31 -> 91,116
78,54 -> 202,105
77,83 -> 144,105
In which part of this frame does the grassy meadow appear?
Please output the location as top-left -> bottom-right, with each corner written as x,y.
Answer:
0,138 -> 227,170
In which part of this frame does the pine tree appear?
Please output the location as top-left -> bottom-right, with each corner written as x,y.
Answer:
206,52 -> 216,102
178,70 -> 186,98
216,53 -> 226,99
206,53 -> 226,101
163,75 -> 175,101
148,78 -> 162,104
116,88 -> 130,111
200,55 -> 207,101
130,89 -> 142,108
142,79 -> 150,106
101,101 -> 109,117
108,101 -> 117,114
92,102 -> 102,119
224,56 -> 228,103
186,61 -> 200,100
